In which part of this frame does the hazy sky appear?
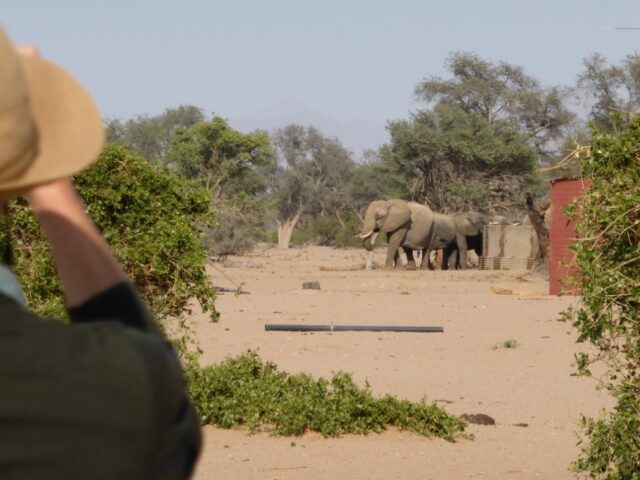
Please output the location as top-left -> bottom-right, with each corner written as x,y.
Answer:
4,1 -> 640,123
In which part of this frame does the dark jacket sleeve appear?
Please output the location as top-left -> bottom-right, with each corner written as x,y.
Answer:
69,281 -> 202,477
67,282 -> 160,334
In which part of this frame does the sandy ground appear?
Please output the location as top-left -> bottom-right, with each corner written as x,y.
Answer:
188,245 -> 611,480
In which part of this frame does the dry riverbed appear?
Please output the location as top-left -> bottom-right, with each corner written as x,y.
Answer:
189,245 -> 610,480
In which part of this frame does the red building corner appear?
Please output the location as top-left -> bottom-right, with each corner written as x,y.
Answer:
549,178 -> 592,295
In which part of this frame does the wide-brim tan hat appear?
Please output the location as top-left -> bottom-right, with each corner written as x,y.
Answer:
0,27 -> 104,195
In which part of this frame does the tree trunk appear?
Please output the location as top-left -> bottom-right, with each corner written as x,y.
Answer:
525,193 -> 549,261
276,210 -> 302,249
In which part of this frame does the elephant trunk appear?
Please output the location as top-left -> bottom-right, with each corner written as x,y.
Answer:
359,213 -> 378,252
360,213 -> 377,235
362,231 -> 379,251
363,235 -> 374,251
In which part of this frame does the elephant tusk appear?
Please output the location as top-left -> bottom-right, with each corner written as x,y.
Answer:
359,231 -> 374,240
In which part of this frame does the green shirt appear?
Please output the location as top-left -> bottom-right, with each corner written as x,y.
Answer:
0,283 -> 201,480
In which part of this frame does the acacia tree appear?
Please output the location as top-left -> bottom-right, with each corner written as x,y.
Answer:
347,151 -> 403,216
165,116 -> 276,255
377,52 -> 573,213
271,125 -> 355,248
415,52 -> 574,164
270,125 -> 306,248
166,116 -> 273,194
106,105 -> 205,162
577,52 -> 640,131
380,104 -> 538,212
542,53 -> 640,181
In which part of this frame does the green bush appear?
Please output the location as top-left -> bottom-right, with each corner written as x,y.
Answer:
203,194 -> 270,258
291,211 -> 362,248
569,115 -> 640,478
263,226 -> 278,245
4,145 -> 217,322
334,212 -> 365,248
185,351 -> 467,440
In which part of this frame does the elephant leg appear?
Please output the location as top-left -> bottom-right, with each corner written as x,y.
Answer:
404,247 -> 417,270
385,230 -> 405,269
364,232 -> 379,270
385,247 -> 397,269
453,251 -> 460,270
441,244 -> 455,270
418,248 -> 429,270
456,233 -> 469,270
393,249 -> 403,269
365,250 -> 374,270
420,248 -> 432,270
447,248 -> 458,270
468,233 -> 483,257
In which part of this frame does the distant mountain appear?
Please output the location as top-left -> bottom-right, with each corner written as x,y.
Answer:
229,98 -> 388,161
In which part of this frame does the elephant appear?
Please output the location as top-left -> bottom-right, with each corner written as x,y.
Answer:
359,200 -> 489,271
359,200 -> 436,270
417,211 -> 488,270
418,212 -> 457,269
439,212 -> 488,269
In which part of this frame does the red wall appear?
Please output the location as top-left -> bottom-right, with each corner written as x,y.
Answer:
549,178 -> 592,295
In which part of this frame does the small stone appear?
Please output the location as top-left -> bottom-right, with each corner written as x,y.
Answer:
302,281 -> 321,290
514,423 -> 529,427
460,413 -> 496,425
290,442 -> 297,447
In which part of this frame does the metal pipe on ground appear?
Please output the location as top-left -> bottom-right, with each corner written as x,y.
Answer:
264,324 -> 444,333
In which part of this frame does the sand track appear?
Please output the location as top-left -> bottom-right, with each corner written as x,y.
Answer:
190,246 -> 610,480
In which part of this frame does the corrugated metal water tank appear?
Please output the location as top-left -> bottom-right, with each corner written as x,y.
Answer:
479,224 -> 538,270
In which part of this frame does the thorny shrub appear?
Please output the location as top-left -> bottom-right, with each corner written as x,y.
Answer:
568,115 -> 640,478
2,145 -> 217,322
185,351 -> 467,440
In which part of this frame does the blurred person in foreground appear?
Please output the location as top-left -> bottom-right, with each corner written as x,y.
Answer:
0,27 -> 201,480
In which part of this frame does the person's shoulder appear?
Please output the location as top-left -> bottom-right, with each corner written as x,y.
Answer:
0,296 -> 54,331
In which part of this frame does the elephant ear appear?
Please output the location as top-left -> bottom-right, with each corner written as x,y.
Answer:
457,212 -> 487,236
380,200 -> 411,232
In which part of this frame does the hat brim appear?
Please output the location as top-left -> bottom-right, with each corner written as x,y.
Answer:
0,54 -> 104,194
